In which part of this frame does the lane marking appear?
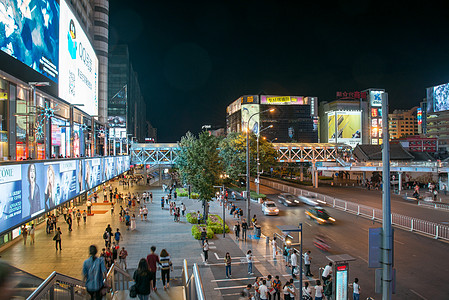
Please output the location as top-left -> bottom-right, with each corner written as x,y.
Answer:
214,253 -> 220,260
212,277 -> 256,282
214,285 -> 247,290
209,246 -> 217,249
395,239 -> 405,245
305,222 -> 312,227
410,289 -> 428,300
205,260 -> 261,266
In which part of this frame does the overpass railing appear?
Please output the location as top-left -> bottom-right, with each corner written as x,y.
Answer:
260,178 -> 449,241
182,259 -> 205,300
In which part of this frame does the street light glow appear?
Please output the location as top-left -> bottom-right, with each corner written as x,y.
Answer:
269,108 -> 275,112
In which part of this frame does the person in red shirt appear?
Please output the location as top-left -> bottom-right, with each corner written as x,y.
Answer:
146,246 -> 160,291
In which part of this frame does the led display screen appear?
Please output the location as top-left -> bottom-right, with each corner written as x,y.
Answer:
370,90 -> 383,107
260,95 -> 304,105
427,82 -> 449,113
335,264 -> 348,300
0,156 -> 130,236
0,0 -> 59,82
328,111 -> 362,147
58,0 -> 98,115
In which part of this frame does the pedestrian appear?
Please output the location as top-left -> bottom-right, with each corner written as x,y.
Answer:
247,250 -> 253,275
322,262 -> 332,283
324,277 -> 333,300
241,284 -> 252,300
287,279 -> 296,299
197,211 -> 202,224
21,225 -> 28,245
86,200 -> 92,214
146,246 -> 160,292
150,192 -> 153,203
119,247 -> 128,269
225,252 -> 232,278
203,240 -> 209,263
290,250 -> 298,278
314,280 -> 324,300
234,221 -> 240,240
125,213 -> 131,230
143,206 -> 148,221
259,279 -> 268,300
266,275 -> 273,300
302,281 -> 312,300
241,219 -> 248,241
115,228 -> 121,245
133,258 -> 152,300
66,214 -> 73,231
352,278 -> 361,300
103,230 -> 110,248
131,214 -> 137,230
304,250 -> 313,276
272,237 -> 277,259
160,249 -> 173,290
111,202 -> 114,214
29,224 -> 35,244
83,210 -> 87,223
174,190 -> 177,200
200,227 -> 207,245
46,217 -> 52,234
140,207 -> 144,221
273,275 -> 281,300
283,245 -> 289,267
76,210 -> 81,225
63,206 -> 68,221
181,203 -> 186,216
282,281 -> 291,300
161,197 -> 164,209
254,277 -> 261,300
82,245 -> 107,300
104,191 -> 107,202
54,227 -> 62,250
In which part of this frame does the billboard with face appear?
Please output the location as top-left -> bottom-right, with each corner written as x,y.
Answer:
427,82 -> 449,113
241,104 -> 260,134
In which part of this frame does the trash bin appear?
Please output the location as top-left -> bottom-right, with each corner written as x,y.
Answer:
254,225 -> 261,238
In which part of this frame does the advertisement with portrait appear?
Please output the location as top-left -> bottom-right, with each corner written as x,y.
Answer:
59,0 -> 98,116
427,82 -> 449,113
328,111 -> 362,147
21,163 -> 45,218
84,158 -> 101,190
0,0 -> 60,82
241,104 -> 260,134
0,165 -> 23,233
104,157 -> 115,182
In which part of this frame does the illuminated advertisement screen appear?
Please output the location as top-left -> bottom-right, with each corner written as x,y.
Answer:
328,111 -> 362,147
260,95 -> 304,105
59,0 -> 98,116
335,264 -> 348,300
427,82 -> 449,112
417,108 -> 422,125
370,90 -> 384,107
241,104 -> 260,134
0,0 -> 59,82
0,157 -> 130,236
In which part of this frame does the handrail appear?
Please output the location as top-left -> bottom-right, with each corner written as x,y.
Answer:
27,271 -> 86,300
182,259 -> 189,287
192,263 -> 206,300
105,263 -> 133,296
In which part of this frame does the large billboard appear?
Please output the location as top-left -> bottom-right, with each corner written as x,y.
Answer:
260,95 -> 304,105
59,0 -> 98,116
427,82 -> 449,113
0,0 -> 60,82
328,111 -> 362,147
241,104 -> 260,134
0,156 -> 129,236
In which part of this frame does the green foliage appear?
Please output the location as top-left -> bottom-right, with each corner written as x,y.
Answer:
186,212 -> 197,224
207,214 -> 230,233
318,176 -> 333,180
228,185 -> 266,199
219,132 -> 278,182
191,225 -> 214,240
176,188 -> 199,198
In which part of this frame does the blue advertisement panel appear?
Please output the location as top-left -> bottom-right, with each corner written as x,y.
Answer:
21,163 -> 45,218
0,0 -> 60,82
85,158 -> 101,190
0,165 -> 23,234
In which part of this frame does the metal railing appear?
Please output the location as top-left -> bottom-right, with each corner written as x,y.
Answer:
183,259 -> 205,300
105,263 -> 133,296
27,271 -> 86,300
418,201 -> 449,211
260,178 -> 449,241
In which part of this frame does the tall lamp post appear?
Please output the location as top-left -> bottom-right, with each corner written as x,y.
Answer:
256,124 -> 273,194
245,108 -> 275,221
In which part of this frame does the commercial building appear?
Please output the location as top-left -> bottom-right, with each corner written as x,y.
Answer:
388,107 -> 418,140
391,135 -> 438,153
226,95 -> 318,143
426,82 -> 449,152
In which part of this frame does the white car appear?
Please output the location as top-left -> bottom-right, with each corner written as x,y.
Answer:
262,201 -> 280,216
298,195 -> 319,206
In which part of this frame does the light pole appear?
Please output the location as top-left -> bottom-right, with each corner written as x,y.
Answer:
245,108 -> 275,221
256,124 -> 273,194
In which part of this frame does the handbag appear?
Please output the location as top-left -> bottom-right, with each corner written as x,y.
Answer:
129,284 -> 137,298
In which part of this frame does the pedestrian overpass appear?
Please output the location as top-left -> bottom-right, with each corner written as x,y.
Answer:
130,142 -> 352,165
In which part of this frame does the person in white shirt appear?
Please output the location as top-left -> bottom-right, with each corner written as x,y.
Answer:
246,250 -> 253,275
302,281 -> 312,300
271,237 -> 277,259
290,250 -> 298,278
314,280 -> 324,300
258,279 -> 268,300
322,262 -> 332,282
353,277 -> 361,300
203,240 -> 210,263
304,250 -> 313,276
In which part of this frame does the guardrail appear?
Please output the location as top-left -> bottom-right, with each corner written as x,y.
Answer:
27,271 -> 86,300
183,259 -> 206,300
260,178 -> 449,241
418,201 -> 449,211
105,263 -> 133,296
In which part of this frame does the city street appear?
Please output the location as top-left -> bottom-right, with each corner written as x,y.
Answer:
223,183 -> 449,299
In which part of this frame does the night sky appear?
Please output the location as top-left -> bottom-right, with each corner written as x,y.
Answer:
109,0 -> 449,142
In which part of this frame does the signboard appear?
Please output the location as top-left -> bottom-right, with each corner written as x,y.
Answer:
370,90 -> 384,107
427,82 -> 449,112
335,263 -> 348,300
260,95 -> 304,105
417,108 -> 422,125
241,104 -> 260,134
59,0 -> 99,116
0,156 -> 130,236
328,111 -> 362,147
0,0 -> 60,82
336,91 -> 367,100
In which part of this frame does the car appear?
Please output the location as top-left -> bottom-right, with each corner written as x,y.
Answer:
278,193 -> 301,206
305,207 -> 335,224
262,201 -> 280,216
298,195 -> 319,206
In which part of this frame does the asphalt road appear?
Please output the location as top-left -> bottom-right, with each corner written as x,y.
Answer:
266,178 -> 449,226
228,184 -> 449,299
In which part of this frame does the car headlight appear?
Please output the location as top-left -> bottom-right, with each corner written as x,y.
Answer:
286,200 -> 292,203
274,209 -> 279,212
328,217 -> 335,222
317,218 -> 325,223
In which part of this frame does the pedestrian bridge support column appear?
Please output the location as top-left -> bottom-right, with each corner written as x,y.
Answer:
398,172 -> 403,194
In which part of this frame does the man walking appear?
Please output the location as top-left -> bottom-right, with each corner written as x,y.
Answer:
304,250 -> 313,276
146,246 -> 160,292
241,219 -> 248,241
234,222 -> 240,240
203,240 -> 209,263
290,249 -> 298,278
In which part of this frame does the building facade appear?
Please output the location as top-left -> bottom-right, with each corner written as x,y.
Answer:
388,107 -> 418,140
226,95 -> 318,143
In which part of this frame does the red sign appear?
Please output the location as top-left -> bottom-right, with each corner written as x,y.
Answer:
336,91 -> 367,100
336,265 -> 347,271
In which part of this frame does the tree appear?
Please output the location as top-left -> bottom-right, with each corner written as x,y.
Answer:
177,131 -> 223,220
219,132 -> 278,182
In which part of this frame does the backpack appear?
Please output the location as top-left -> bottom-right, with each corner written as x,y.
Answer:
103,231 -> 108,240
283,248 -> 288,256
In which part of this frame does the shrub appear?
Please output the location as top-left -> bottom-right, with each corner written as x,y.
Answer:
207,214 -> 230,233
191,193 -> 199,199
191,225 -> 214,240
318,176 -> 333,180
186,212 -> 198,224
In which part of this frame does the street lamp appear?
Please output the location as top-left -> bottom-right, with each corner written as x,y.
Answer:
256,125 -> 273,194
245,108 -> 275,221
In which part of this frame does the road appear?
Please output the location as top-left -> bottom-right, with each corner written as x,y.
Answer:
226,183 -> 449,299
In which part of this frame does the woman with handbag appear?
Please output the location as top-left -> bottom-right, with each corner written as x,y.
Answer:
132,259 -> 151,300
82,245 -> 107,300
160,249 -> 173,290
302,281 -> 312,300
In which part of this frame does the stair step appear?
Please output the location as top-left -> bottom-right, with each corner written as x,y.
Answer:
112,286 -> 185,300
